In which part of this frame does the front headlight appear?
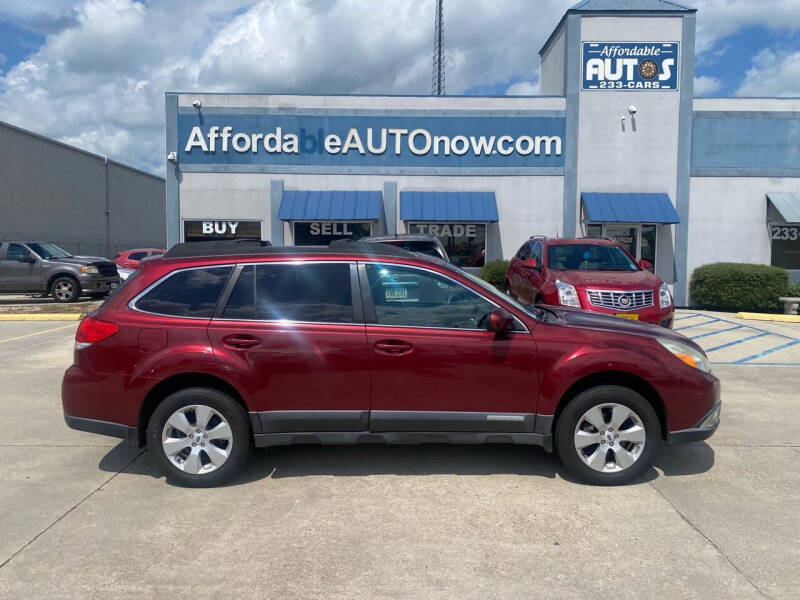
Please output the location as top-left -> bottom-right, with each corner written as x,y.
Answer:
657,338 -> 710,373
555,279 -> 580,308
659,282 -> 672,309
81,265 -> 99,274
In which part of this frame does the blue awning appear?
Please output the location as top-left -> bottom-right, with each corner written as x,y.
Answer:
278,190 -> 382,221
581,192 -> 680,224
399,191 -> 499,222
767,192 -> 800,223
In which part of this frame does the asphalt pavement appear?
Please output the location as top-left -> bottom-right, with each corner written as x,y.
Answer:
0,314 -> 798,599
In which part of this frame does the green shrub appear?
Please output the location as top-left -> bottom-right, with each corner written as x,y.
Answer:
479,259 -> 511,291
788,282 -> 800,298
690,263 -> 788,313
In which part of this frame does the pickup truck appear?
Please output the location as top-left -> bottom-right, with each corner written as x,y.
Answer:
0,241 -> 120,302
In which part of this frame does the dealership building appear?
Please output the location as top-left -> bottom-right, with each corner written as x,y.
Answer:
165,0 -> 800,305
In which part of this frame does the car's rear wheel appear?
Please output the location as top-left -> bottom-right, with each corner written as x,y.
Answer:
555,385 -> 660,485
51,276 -> 80,303
147,388 -> 252,488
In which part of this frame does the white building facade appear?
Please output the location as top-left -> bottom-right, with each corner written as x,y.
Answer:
166,0 -> 800,305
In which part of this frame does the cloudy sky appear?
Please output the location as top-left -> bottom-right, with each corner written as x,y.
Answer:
2,0 -> 800,176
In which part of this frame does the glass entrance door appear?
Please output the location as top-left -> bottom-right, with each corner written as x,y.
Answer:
584,223 -> 658,272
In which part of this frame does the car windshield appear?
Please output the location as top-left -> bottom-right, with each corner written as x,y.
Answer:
548,244 -> 639,271
443,263 -> 543,321
27,243 -> 73,259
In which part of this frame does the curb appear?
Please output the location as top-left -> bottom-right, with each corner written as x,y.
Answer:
0,313 -> 84,321
736,312 -> 800,323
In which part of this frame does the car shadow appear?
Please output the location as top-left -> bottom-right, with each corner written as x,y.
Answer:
98,439 -> 715,487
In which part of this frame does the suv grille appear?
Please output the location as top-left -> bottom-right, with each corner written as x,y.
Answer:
586,289 -> 653,311
95,262 -> 118,277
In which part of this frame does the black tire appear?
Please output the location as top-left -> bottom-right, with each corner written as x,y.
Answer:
147,388 -> 252,488
555,385 -> 661,486
51,276 -> 81,303
504,280 -> 512,296
88,292 -> 109,299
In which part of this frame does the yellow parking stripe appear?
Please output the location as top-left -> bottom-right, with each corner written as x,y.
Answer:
0,323 -> 77,344
0,313 -> 84,321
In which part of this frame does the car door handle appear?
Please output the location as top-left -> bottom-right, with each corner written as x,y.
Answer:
222,334 -> 261,350
374,339 -> 414,355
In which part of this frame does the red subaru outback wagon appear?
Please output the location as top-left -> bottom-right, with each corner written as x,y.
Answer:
506,237 -> 674,327
62,240 -> 719,487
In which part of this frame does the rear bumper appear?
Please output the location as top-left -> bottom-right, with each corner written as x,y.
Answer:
64,414 -> 138,446
667,402 -> 721,445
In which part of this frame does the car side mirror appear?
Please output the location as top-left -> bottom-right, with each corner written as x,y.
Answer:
639,259 -> 653,271
487,308 -> 515,333
18,255 -> 36,264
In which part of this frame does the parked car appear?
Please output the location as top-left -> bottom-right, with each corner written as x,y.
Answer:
354,234 -> 450,261
505,236 -> 674,327
113,248 -> 166,269
62,240 -> 719,487
0,241 -> 119,302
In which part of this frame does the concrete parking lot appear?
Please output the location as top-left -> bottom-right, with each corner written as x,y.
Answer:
0,312 -> 798,599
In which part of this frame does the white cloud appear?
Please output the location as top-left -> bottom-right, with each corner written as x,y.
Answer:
505,79 -> 540,95
693,75 -> 722,96
0,0 -> 569,175
695,0 -> 800,54
736,48 -> 800,96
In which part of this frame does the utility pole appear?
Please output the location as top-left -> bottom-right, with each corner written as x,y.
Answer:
432,0 -> 445,95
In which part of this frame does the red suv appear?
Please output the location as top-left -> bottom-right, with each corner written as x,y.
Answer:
113,248 -> 167,269
506,237 -> 674,327
62,240 -> 719,487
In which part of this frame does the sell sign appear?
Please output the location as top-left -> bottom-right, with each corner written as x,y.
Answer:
582,42 -> 679,91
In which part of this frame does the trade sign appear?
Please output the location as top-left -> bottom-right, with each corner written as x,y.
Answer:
582,42 -> 679,91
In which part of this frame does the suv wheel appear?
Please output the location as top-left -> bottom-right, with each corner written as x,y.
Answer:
147,388 -> 252,488
555,385 -> 660,485
51,276 -> 80,303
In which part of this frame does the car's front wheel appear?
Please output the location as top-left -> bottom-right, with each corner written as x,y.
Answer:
555,385 -> 660,485
51,276 -> 81,303
147,388 -> 252,487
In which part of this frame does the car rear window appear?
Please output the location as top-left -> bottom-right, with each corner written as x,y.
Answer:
135,266 -> 232,318
222,263 -> 353,323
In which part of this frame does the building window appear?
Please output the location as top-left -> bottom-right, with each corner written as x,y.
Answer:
183,220 -> 262,242
406,223 -> 487,268
584,223 -> 657,272
293,221 -> 372,246
770,224 -> 800,270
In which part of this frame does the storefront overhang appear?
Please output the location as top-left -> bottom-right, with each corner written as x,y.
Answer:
278,190 -> 382,221
767,192 -> 800,223
399,192 -> 499,222
581,193 -> 680,224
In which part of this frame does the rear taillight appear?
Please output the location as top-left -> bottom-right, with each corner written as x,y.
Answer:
76,317 -> 119,345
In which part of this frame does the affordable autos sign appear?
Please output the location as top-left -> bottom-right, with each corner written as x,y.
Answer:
177,112 -> 565,170
582,42 -> 679,90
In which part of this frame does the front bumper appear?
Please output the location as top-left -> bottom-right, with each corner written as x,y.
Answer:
64,414 -> 138,446
77,275 -> 120,293
667,403 -> 721,445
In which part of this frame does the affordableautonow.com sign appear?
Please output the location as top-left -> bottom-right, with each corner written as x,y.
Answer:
178,113 -> 565,170
582,42 -> 679,90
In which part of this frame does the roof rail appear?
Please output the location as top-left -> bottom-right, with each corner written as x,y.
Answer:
163,238 -> 272,259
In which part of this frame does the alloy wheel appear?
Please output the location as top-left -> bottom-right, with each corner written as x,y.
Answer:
573,403 -> 646,473
161,404 -> 233,475
54,281 -> 74,300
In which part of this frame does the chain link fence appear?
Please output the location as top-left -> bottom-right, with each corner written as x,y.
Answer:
1,232 -> 163,259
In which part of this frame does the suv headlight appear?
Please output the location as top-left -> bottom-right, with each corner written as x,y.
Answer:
659,282 -> 672,309
81,265 -> 99,274
555,279 -> 580,308
657,338 -> 710,373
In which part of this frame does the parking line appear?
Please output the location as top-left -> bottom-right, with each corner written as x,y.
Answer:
734,339 -> 800,364
674,317 -> 721,331
705,331 -> 770,353
672,313 -> 701,322
0,323 -> 76,344
690,324 -> 745,339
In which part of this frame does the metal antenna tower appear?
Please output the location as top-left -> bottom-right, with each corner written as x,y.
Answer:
432,0 -> 445,95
